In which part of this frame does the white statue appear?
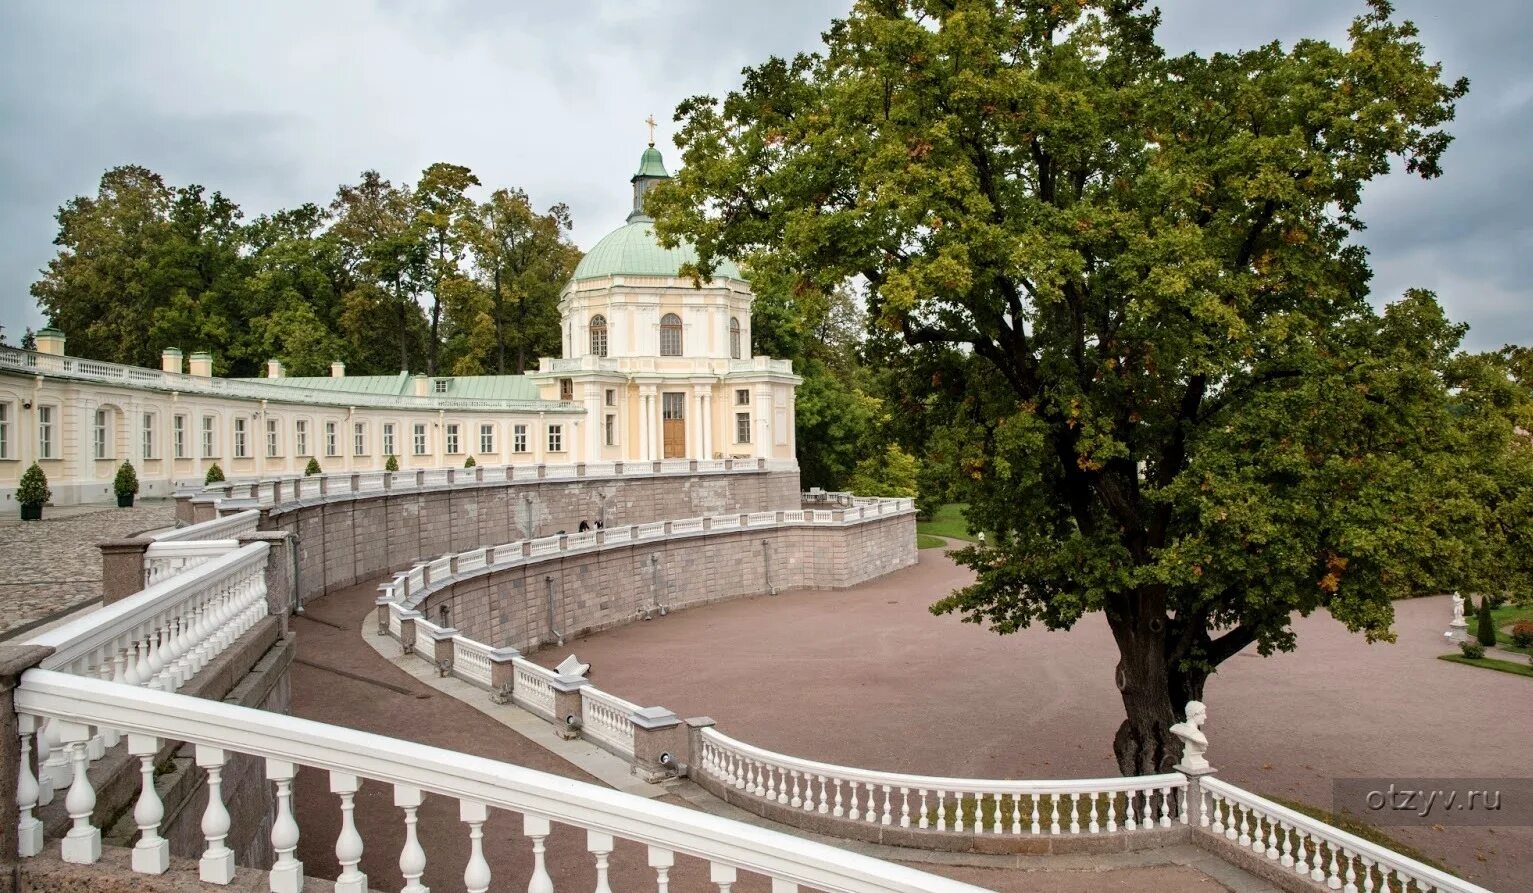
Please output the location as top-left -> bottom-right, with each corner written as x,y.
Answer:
1449,592 -> 1468,629
1170,700 -> 1210,772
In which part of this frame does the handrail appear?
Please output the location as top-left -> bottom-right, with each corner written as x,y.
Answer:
15,670 -> 994,893
1200,777 -> 1489,893
149,509 -> 260,543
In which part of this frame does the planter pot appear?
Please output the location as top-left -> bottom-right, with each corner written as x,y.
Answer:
117,493 -> 135,508
20,503 -> 42,521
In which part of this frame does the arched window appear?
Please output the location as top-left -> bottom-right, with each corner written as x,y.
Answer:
729,317 -> 742,360
589,315 -> 608,357
660,313 -> 683,357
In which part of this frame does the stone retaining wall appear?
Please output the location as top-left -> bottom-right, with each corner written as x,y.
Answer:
262,470 -> 800,603
423,512 -> 915,652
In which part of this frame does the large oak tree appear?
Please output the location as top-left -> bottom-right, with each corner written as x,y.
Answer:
648,0 -> 1504,774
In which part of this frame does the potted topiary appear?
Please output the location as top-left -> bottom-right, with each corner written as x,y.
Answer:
17,462 -> 50,521
113,460 -> 139,508
305,457 -> 322,476
204,462 -> 225,485
464,455 -> 476,469
385,454 -> 399,472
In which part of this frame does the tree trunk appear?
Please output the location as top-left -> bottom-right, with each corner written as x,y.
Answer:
428,298 -> 440,378
493,266 -> 506,375
1108,609 -> 1181,777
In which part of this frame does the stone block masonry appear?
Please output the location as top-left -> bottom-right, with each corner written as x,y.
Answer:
267,469 -> 800,604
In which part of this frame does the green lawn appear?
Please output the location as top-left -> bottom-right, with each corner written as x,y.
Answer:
1478,600 -> 1533,654
917,503 -> 980,542
916,533 -> 948,550
1438,653 -> 1533,678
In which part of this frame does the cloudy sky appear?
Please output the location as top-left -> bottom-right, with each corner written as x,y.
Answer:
0,1 -> 1527,350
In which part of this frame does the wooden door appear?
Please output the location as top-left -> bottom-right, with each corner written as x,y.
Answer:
662,392 -> 686,458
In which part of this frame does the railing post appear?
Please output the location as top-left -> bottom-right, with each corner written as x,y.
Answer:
398,610 -> 422,655
375,594 -> 394,636
98,537 -> 151,604
629,707 -> 686,783
488,647 -> 522,704
1181,767 -> 1216,828
426,626 -> 459,677
552,674 -> 589,740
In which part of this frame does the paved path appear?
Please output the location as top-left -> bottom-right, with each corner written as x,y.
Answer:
0,500 -> 175,638
525,545 -> 1530,893
287,579 -> 1252,893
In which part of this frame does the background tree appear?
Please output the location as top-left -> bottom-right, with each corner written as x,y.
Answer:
651,0 -> 1486,774
330,170 -> 428,373
414,163 -> 481,376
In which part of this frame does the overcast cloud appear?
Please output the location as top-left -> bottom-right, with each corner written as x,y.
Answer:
0,1 -> 1527,350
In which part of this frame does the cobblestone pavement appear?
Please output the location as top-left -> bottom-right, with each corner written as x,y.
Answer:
530,545 -> 1532,893
0,500 -> 176,638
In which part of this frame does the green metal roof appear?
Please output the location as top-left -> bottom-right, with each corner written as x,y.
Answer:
257,372 -> 541,400
572,220 -> 743,282
634,145 -> 669,179
260,373 -> 412,396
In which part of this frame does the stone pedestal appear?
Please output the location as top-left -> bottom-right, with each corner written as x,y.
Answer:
551,675 -> 588,739
1179,767 -> 1217,828
424,626 -> 459,676
630,707 -> 687,783
488,648 -> 522,704
98,538 -> 150,604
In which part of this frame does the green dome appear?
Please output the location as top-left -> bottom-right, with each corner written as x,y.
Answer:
634,146 -> 668,179
572,220 -> 743,282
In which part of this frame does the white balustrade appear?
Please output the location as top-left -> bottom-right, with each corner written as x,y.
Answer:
544,463 -> 577,478
151,509 -> 261,544
660,459 -> 691,474
698,727 -> 1185,838
143,539 -> 241,586
356,471 -> 386,493
297,477 -> 322,498
529,535 -> 562,557
579,686 -> 642,757
1200,777 -> 1492,893
782,510 -> 806,524
811,510 -> 835,523
711,514 -> 743,531
696,459 -> 727,473
421,469 -> 450,487
602,526 -> 633,545
585,461 -> 616,477
512,464 -> 541,481
635,521 -> 668,540
565,531 -> 597,550
512,658 -> 558,720
425,555 -> 453,585
671,516 -> 705,535
17,670 -> 992,893
457,548 -> 488,576
747,511 -> 777,527
452,636 -> 495,686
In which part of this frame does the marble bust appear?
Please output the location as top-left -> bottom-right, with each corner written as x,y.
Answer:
1170,700 -> 1210,772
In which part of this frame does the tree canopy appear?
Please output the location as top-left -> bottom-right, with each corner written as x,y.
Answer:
650,0 -> 1508,774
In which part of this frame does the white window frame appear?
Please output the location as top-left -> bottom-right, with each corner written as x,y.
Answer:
295,420 -> 309,457
736,388 -> 750,406
94,408 -> 108,459
479,423 -> 494,454
201,415 -> 216,459
382,422 -> 396,458
325,421 -> 338,457
37,406 -> 55,459
141,412 -> 155,460
604,413 -> 616,447
605,388 -> 616,407
445,423 -> 460,455
513,424 -> 528,454
353,422 -> 366,457
233,417 -> 248,459
412,423 -> 427,456
0,402 -> 10,460
736,412 -> 751,444
173,414 -> 186,459
546,424 -> 563,453
433,379 -> 449,394
266,418 -> 279,458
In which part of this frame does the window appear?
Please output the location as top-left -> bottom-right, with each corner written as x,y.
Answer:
266,419 -> 279,457
382,423 -> 396,458
413,423 -> 427,456
173,414 -> 186,459
660,313 -> 683,356
604,413 -> 616,446
325,421 -> 338,457
736,412 -> 752,444
605,388 -> 616,407
433,379 -> 449,394
513,424 -> 528,453
233,417 -> 248,459
0,402 -> 9,459
479,423 -> 494,454
295,420 -> 309,456
201,415 -> 216,458
547,424 -> 563,453
730,316 -> 742,360
353,422 -> 366,457
589,314 -> 608,357
559,378 -> 573,401
94,409 -> 108,459
38,406 -> 54,459
445,423 -> 460,454
736,388 -> 750,405
142,413 -> 155,459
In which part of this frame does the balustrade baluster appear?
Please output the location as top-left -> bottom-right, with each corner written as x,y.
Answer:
1068,793 -> 1080,834
1342,848 -> 1358,893
833,780 -> 845,818
649,846 -> 674,893
1293,827 -> 1310,876
268,760 -> 302,893
1265,815 -> 1280,858
1161,785 -> 1174,828
789,771 -> 802,808
134,631 -> 154,688
899,787 -> 911,828
461,800 -> 492,893
129,735 -> 169,874
195,745 -> 236,883
331,772 -> 367,892
934,791 -> 945,830
34,717 -> 55,806
1311,838 -> 1328,883
1030,794 -> 1042,834
816,775 -> 828,814
950,792 -> 961,832
881,785 -> 893,826
589,830 -> 615,893
98,653 -> 121,748
59,721 -> 100,864
1326,844 -> 1341,889
1087,792 -> 1100,833
392,785 -> 427,893
1279,822 -> 1294,867
709,862 -> 737,893
1049,793 -> 1061,834
525,813 -> 554,893
15,714 -> 43,857
1359,856 -> 1376,893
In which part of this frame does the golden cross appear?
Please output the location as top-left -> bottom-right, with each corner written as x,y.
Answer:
645,114 -> 657,146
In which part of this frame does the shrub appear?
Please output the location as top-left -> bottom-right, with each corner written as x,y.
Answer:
204,463 -> 225,484
1459,640 -> 1485,660
1510,622 -> 1533,650
17,462 -> 50,506
385,454 -> 399,472
113,460 -> 139,497
1476,594 -> 1497,647
304,458 -> 322,476
464,455 -> 476,468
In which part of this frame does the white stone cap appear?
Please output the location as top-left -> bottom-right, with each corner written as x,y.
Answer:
629,706 -> 680,730
486,647 -> 522,662
550,674 -> 590,692
421,626 -> 459,642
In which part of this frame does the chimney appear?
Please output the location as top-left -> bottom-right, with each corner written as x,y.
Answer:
411,373 -> 427,397
267,358 -> 284,378
34,327 -> 66,356
188,351 -> 213,377
330,360 -> 346,378
161,347 -> 184,374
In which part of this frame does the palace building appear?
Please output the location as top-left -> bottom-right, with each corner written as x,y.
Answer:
0,143 -> 798,507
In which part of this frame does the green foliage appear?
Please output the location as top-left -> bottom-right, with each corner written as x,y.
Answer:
17,462 -> 50,506
20,328 -> 36,350
1509,623 -> 1533,650
203,462 -> 224,484
652,0 -> 1481,771
385,454 -> 399,472
464,455 -> 476,468
304,457 -> 322,476
916,533 -> 947,550
1459,640 -> 1485,659
846,443 -> 919,498
1477,594 -> 1497,647
113,460 -> 139,497
917,503 -> 980,543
